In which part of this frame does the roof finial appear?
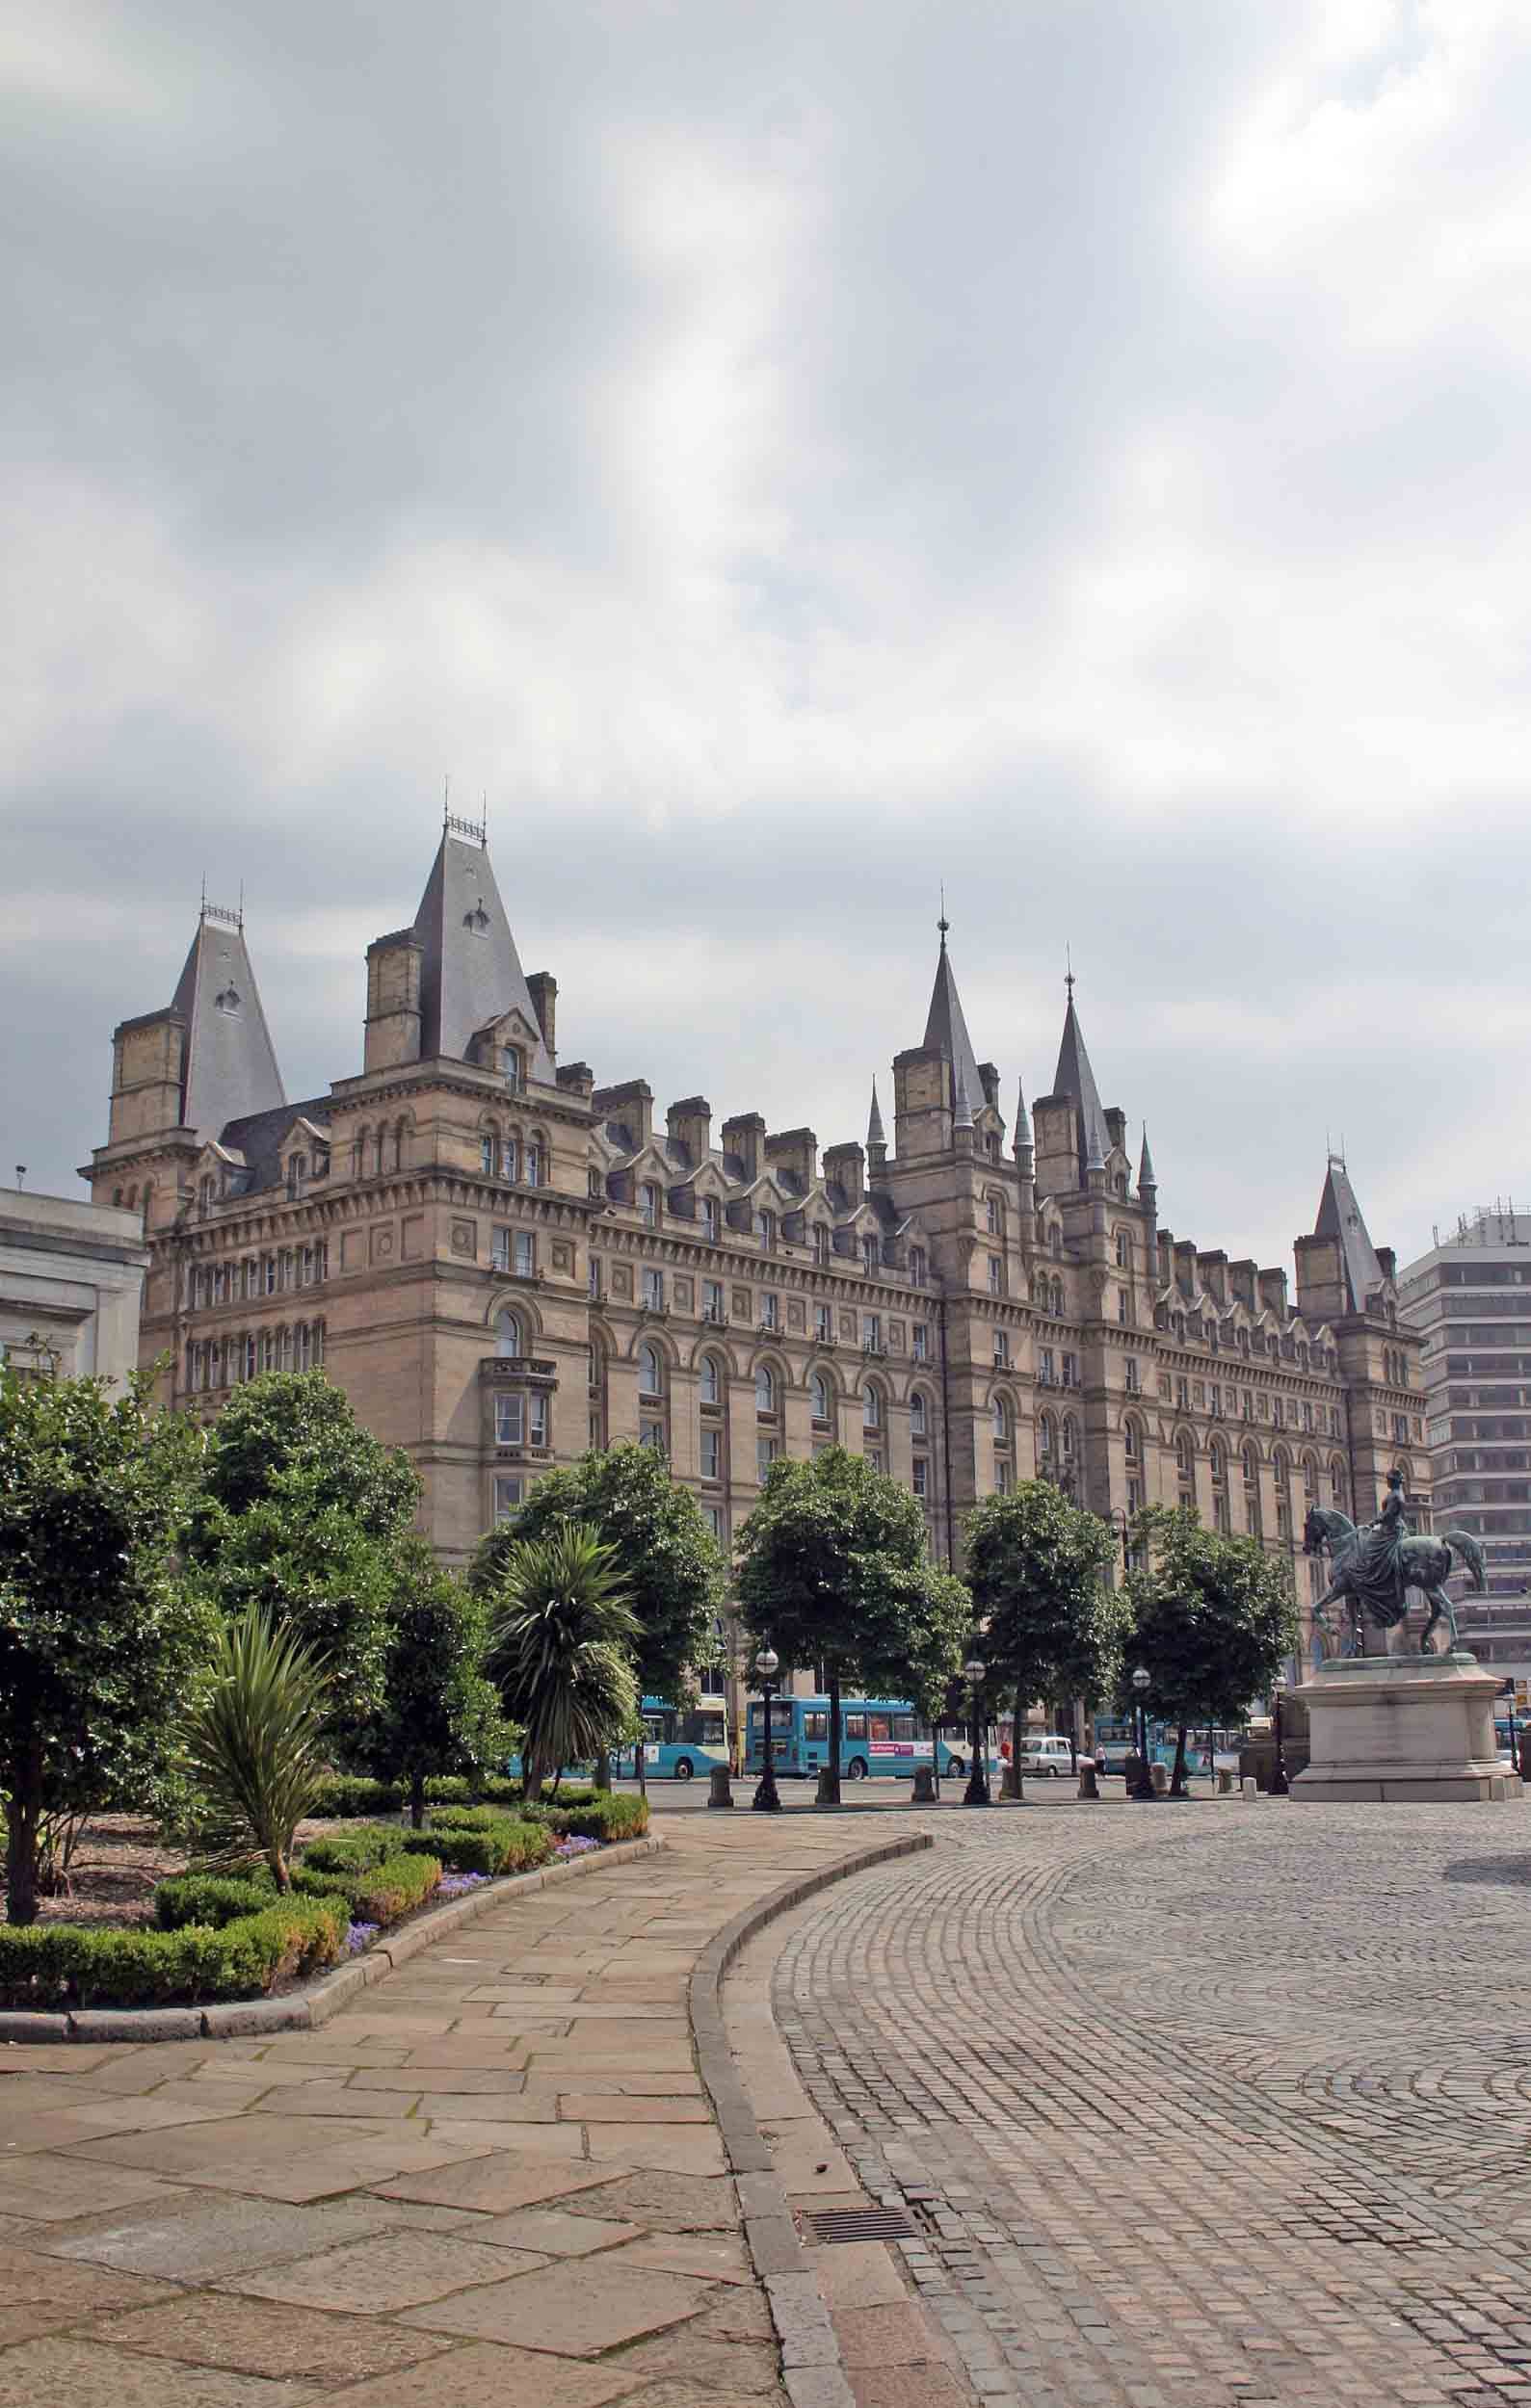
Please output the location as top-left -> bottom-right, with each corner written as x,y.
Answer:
1065,943 -> 1075,1003
442,774 -> 450,829
937,883 -> 949,950
867,1078 -> 886,1151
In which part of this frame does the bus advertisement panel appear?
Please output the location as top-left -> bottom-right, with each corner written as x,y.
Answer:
743,1695 -> 980,1781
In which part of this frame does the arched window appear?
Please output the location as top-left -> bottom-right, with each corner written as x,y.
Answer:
986,1194 -> 1000,1236
112,1187 -> 123,1207
1038,1410 -> 1055,1462
1175,1432 -> 1195,1504
811,1373 -> 831,1426
1051,1279 -> 1065,1318
524,1134 -> 544,1188
700,1353 -> 723,1406
1243,1445 -> 1262,1534
1274,1448 -> 1292,1538
992,1395 -> 1012,1441
863,1383 -> 882,1429
1124,1417 -> 1140,1464
1302,1454 -> 1318,1511
1210,1440 -> 1229,1533
496,1310 -> 522,1358
1062,1413 -> 1076,1463
638,1343 -> 663,1397
1330,1456 -> 1348,1512
755,1365 -> 775,1414
1394,1457 -> 1412,1490
910,1390 -> 927,1437
1050,1224 -> 1063,1259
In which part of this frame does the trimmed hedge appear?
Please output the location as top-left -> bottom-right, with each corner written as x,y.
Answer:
0,1895 -> 346,2010
310,1774 -> 405,1819
300,1829 -> 395,1875
349,1851 -> 440,1924
400,1819 -> 552,1877
155,1873 -> 276,1931
532,1793 -> 648,1843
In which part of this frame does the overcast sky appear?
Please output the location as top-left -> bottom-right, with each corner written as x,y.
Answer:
5,1 -> 1529,1273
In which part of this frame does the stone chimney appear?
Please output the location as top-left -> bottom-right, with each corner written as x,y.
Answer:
525,972 -> 557,1061
764,1127 -> 818,1192
364,930 -> 423,1072
592,1079 -> 653,1148
666,1096 -> 713,1166
722,1112 -> 766,1183
823,1141 -> 865,1209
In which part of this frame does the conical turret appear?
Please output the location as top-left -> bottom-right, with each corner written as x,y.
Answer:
411,817 -> 553,1078
170,901 -> 285,1145
866,1079 -> 887,1175
1051,971 -> 1110,1188
923,916 -> 984,1126
1138,1126 -> 1157,1213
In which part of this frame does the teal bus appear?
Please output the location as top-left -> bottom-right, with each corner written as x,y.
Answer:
743,1695 -> 976,1782
612,1694 -> 730,1783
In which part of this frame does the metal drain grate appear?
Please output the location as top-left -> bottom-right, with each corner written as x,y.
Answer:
804,2207 -> 915,2245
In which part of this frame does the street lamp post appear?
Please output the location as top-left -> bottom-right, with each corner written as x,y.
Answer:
1269,1676 -> 1289,1797
963,1656 -> 991,1807
752,1648 -> 781,1814
1129,1664 -> 1155,1802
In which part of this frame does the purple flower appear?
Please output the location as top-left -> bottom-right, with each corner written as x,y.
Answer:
438,1872 -> 491,1898
554,1835 -> 601,1860
345,1921 -> 380,1954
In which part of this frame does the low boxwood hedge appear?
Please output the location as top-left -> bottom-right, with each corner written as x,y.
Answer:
400,1818 -> 552,1877
0,1894 -> 346,2011
310,1774 -> 404,1819
532,1793 -> 648,1843
155,1872 -> 276,1931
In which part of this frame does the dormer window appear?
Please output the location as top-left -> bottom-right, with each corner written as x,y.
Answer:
502,1047 -> 523,1092
755,1209 -> 777,1253
641,1183 -> 660,1229
463,902 -> 491,934
214,985 -> 241,1015
286,1153 -> 306,1199
701,1196 -> 719,1242
861,1235 -> 878,1274
812,1224 -> 830,1266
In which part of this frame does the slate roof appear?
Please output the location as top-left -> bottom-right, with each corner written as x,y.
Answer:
171,915 -> 285,1144
411,831 -> 553,1078
1051,992 -> 1110,1184
218,1098 -> 331,1197
922,933 -> 984,1117
1314,1157 -> 1384,1313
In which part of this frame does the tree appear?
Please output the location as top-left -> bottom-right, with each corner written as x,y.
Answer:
487,1524 -> 640,1797
351,1541 -> 508,1826
1124,1506 -> 1299,1793
0,1365 -> 218,1924
735,1448 -> 968,1802
180,1604 -> 332,1891
965,1482 -> 1125,1782
189,1373 -> 421,1724
472,1440 -> 725,1714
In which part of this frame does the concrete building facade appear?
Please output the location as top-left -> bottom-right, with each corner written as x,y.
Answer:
83,817 -> 1429,1661
0,1185 -> 149,1386
1400,1207 -> 1531,1679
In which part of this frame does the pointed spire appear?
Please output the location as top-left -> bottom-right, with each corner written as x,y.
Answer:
1314,1154 -> 1383,1314
411,824 -> 553,1077
953,1061 -> 975,1132
1051,964 -> 1109,1188
922,911 -> 984,1119
171,899 -> 285,1144
1138,1125 -> 1157,1195
1012,1076 -> 1032,1158
867,1079 -> 886,1150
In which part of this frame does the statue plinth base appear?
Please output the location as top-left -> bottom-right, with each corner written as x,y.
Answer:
1291,1653 -> 1522,1804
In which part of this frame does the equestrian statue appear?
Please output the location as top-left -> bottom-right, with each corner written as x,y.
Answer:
1304,1470 -> 1486,1659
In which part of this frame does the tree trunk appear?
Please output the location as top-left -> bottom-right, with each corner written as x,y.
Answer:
409,1769 -> 426,1830
824,1668 -> 842,1805
1170,1720 -> 1189,1798
594,1748 -> 612,1793
5,1746 -> 43,1927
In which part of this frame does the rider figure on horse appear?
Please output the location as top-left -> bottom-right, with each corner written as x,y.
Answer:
1350,1470 -> 1410,1621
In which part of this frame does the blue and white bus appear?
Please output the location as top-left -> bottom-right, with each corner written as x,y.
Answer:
743,1695 -> 975,1782
613,1694 -> 730,1783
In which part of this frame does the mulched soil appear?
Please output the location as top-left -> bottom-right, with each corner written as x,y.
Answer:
4,1813 -> 357,1929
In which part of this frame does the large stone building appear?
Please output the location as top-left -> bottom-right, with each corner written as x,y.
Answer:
83,815 -> 1429,1661
1,1183 -> 148,1386
1401,1207 -> 1531,1678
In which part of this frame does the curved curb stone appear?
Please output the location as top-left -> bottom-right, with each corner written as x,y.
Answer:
0,1833 -> 665,2046
689,1830 -> 934,2408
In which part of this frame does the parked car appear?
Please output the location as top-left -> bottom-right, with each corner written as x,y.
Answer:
1016,1735 -> 1076,1779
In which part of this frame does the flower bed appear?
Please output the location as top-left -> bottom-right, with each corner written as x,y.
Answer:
0,1801 -> 645,2013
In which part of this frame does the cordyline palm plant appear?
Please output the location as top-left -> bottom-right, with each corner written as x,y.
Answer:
180,1604 -> 332,1891
488,1524 -> 639,1799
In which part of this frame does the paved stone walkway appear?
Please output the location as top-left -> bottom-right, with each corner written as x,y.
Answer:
775,1796 -> 1531,2408
0,1816 -> 887,2408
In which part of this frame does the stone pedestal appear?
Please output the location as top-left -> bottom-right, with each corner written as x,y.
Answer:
1292,1652 -> 1523,1804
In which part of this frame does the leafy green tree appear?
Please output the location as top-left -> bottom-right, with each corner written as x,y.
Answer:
0,1365 -> 218,1924
735,1448 -> 968,1801
488,1524 -> 640,1797
965,1482 -> 1124,1783
352,1541 -> 509,1826
190,1373 -> 421,1723
1124,1505 -> 1299,1793
473,1441 -> 725,1715
180,1604 -> 332,1890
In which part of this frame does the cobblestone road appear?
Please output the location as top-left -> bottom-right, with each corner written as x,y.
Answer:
773,1798 -> 1531,2408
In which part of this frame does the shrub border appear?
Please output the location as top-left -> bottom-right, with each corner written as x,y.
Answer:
0,1835 -> 664,2045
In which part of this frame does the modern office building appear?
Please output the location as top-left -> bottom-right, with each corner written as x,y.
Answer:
1400,1207 -> 1531,1681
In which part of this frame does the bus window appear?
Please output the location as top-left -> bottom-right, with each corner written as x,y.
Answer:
804,1712 -> 829,1741
844,1714 -> 867,1740
867,1714 -> 892,1741
893,1714 -> 916,1741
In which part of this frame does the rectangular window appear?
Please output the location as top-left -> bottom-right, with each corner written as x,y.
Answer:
493,1476 -> 523,1523
756,1435 -> 778,1481
481,1136 -> 494,1176
912,1457 -> 929,1497
640,1184 -> 658,1227
867,1448 -> 884,1474
500,1138 -> 518,1183
995,1458 -> 1013,1493
815,1305 -> 833,1344
1040,1348 -> 1055,1385
703,1280 -> 725,1324
643,1268 -> 664,1311
1124,1358 -> 1139,1395
862,1313 -> 881,1352
994,1332 -> 1009,1367
912,1323 -> 928,1362
1127,1477 -> 1142,1513
514,1232 -> 535,1279
264,1256 -> 277,1296
495,1392 -> 524,1446
701,1427 -> 722,1480
530,1393 -> 548,1447
1210,1384 -> 1222,1418
1062,1352 -> 1077,1388
703,1504 -> 725,1541
1273,1398 -> 1284,1428
524,1143 -> 541,1189
761,1292 -> 779,1331
588,1255 -> 601,1298
641,1418 -> 665,1451
988,1256 -> 1002,1295
491,1227 -> 511,1271
701,1196 -> 719,1241
1175,1376 -> 1188,1409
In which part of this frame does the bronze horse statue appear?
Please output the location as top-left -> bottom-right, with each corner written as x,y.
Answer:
1303,1505 -> 1486,1658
